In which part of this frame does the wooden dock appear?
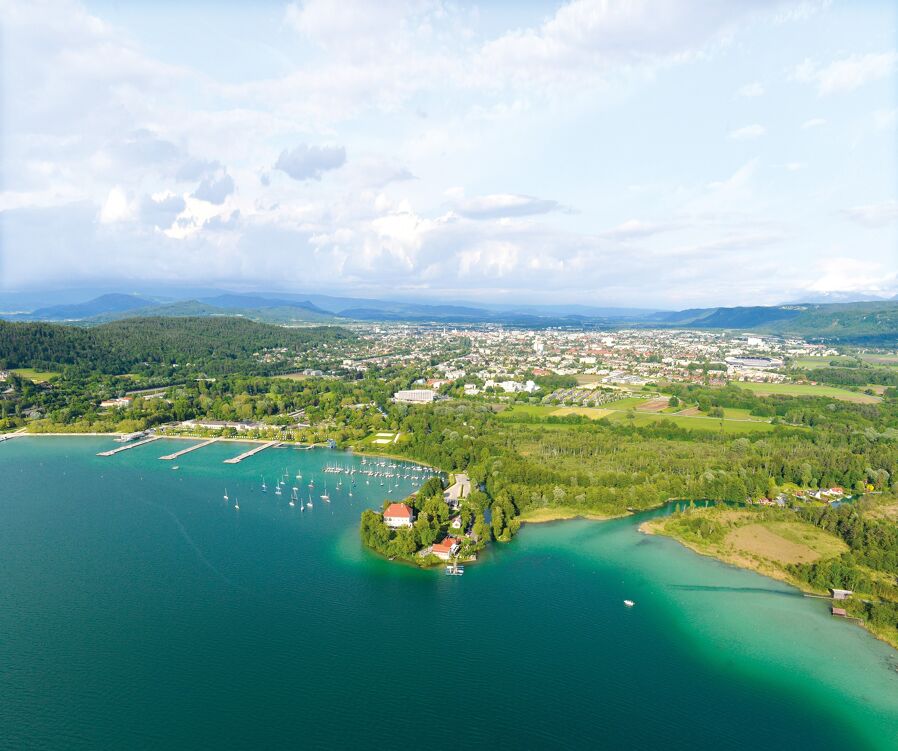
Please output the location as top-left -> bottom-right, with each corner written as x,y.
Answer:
223,441 -> 280,464
159,438 -> 218,460
97,435 -> 162,456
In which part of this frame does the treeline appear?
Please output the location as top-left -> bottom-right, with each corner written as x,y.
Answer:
790,500 -> 898,639
0,317 -> 352,376
803,367 -> 898,388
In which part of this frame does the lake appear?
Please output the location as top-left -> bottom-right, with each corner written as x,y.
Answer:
2,436 -> 897,750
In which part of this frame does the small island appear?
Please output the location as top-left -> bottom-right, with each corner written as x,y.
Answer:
360,472 -> 516,566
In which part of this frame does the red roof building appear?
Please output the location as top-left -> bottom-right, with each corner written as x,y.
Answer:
383,503 -> 415,528
431,537 -> 460,560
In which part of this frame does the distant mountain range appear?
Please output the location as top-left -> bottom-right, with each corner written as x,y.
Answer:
2,290 -> 897,343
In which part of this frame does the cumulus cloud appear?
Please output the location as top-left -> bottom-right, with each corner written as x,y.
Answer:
841,200 -> 898,228
275,144 -> 346,181
193,172 -> 234,205
794,52 -> 898,95
728,124 -> 766,140
176,158 -> 221,182
140,192 -> 186,228
99,187 -> 133,223
451,193 -> 561,220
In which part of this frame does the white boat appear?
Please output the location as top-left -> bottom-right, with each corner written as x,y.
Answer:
223,488 -> 229,501
234,499 -> 240,511
261,477 -> 267,492
289,488 -> 297,507
320,481 -> 330,502
624,600 -> 635,607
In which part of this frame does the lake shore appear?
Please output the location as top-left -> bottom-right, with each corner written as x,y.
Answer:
518,506 -> 625,524
640,516 -> 898,652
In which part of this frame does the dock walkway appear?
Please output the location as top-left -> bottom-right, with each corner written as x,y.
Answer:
223,441 -> 280,464
97,435 -> 162,456
159,438 -> 218,460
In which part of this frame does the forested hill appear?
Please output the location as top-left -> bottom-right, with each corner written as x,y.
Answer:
0,317 -> 353,376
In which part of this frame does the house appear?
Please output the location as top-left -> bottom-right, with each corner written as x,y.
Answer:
831,607 -> 848,618
100,396 -> 132,409
444,473 -> 471,509
383,502 -> 415,528
431,537 -> 460,561
831,589 -> 853,601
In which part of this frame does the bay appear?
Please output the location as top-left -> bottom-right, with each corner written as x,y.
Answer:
1,437 -> 897,750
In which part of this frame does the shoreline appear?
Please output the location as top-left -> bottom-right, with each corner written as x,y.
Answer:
6,430 -> 438,470
639,518 -> 898,653
518,507 -> 626,524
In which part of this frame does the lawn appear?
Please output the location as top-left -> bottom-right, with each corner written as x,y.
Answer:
10,368 -> 60,383
729,381 -> 880,404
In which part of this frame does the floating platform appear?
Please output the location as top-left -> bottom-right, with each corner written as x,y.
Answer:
159,438 -> 218,460
97,435 -> 162,456
223,441 -> 280,464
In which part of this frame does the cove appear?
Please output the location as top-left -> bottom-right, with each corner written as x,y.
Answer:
1,436 -> 897,750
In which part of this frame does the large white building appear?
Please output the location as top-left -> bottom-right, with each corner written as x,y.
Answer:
393,389 -> 435,403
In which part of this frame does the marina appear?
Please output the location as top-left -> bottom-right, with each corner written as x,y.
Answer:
97,435 -> 162,456
159,438 -> 219,461
223,440 -> 280,464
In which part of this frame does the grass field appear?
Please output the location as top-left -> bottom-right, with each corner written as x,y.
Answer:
860,353 -> 898,366
729,381 -> 880,403
10,368 -> 60,383
551,406 -> 614,419
726,521 -> 847,565
789,356 -> 855,369
495,401 -> 781,433
605,411 -> 779,433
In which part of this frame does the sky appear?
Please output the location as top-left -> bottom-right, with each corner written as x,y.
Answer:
1,0 -> 896,308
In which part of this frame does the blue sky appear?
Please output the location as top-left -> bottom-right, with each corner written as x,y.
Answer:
1,0 -> 896,307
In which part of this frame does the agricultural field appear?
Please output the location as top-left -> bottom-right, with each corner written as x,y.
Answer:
551,406 -> 614,419
604,411 -> 779,433
9,368 -> 60,383
725,521 -> 847,565
729,381 -> 880,403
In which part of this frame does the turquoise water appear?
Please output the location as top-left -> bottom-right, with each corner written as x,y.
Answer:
2,437 -> 897,750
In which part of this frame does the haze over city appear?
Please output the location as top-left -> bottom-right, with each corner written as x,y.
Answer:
2,0 -> 896,308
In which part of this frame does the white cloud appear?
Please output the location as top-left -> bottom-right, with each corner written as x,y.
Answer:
737,81 -> 765,97
275,144 -> 346,181
807,257 -> 897,293
728,124 -> 766,140
801,117 -> 826,129
785,162 -> 806,171
841,200 -> 898,228
99,187 -> 133,223
794,52 -> 898,95
451,193 -> 562,220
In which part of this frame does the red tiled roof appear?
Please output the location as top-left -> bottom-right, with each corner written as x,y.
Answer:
384,503 -> 413,518
432,537 -> 459,553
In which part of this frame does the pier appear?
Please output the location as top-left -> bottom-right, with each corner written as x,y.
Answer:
159,438 -> 218,460
97,435 -> 162,456
223,441 -> 280,464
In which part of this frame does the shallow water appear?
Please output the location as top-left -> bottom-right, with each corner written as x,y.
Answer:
1,437 -> 896,750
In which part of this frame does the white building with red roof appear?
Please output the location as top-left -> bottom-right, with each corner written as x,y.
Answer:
383,502 -> 415,528
431,537 -> 460,561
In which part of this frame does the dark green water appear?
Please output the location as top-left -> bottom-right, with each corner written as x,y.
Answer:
2,437 -> 897,750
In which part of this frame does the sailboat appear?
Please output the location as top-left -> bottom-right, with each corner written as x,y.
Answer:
320,480 -> 330,502
289,487 -> 297,507
275,483 -> 282,496
261,477 -> 267,492
234,497 -> 240,511
223,488 -> 229,501
306,491 -> 313,509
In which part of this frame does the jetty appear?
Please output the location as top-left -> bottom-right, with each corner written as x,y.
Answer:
97,435 -> 162,456
223,441 -> 280,464
159,438 -> 218,461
